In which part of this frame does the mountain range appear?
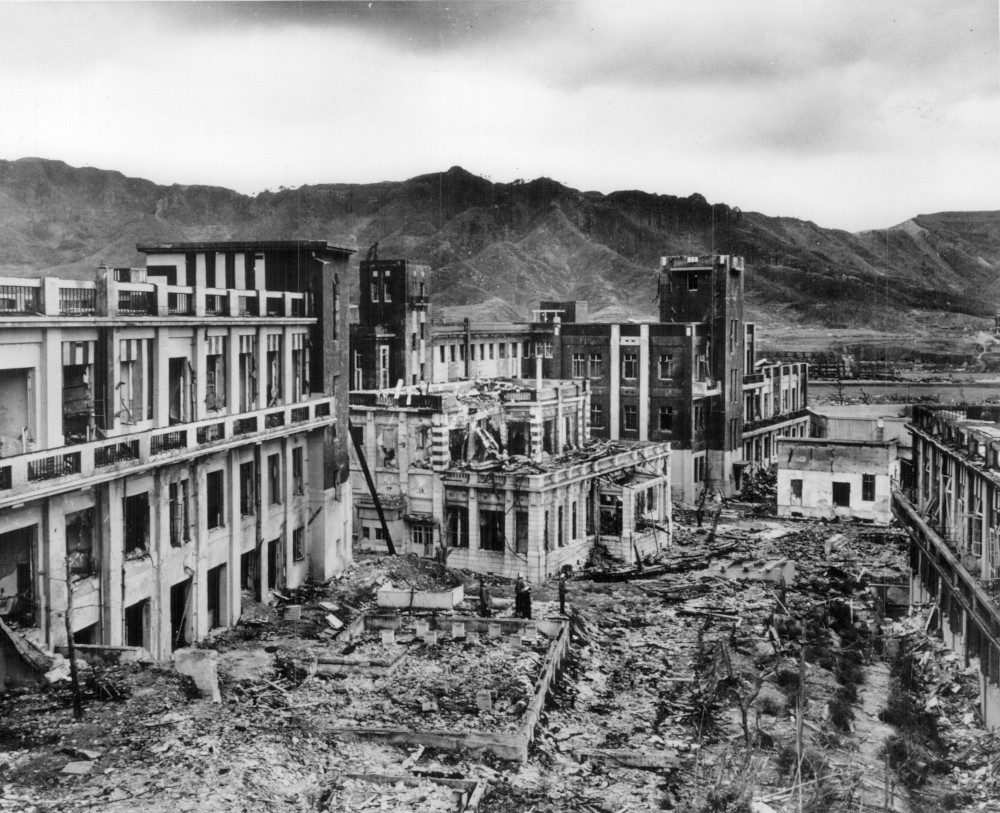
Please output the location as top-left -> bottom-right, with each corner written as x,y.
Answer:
1,157 -> 997,330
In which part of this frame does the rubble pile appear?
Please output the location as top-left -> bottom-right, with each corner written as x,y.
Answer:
322,626 -> 550,733
7,516 -> 1000,813
318,776 -> 463,812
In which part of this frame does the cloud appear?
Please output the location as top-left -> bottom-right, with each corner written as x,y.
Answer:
0,0 -> 994,231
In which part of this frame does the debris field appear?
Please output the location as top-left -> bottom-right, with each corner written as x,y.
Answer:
2,509 -> 1000,812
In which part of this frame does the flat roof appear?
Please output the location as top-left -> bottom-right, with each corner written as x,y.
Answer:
137,240 -> 355,256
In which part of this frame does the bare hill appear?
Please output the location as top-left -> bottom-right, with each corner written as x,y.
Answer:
1,158 -> 996,329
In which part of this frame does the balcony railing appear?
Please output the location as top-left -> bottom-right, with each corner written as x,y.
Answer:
59,288 -> 97,316
0,396 -> 338,505
28,452 -> 81,482
204,293 -> 229,316
265,410 -> 285,429
118,289 -> 154,315
0,285 -> 39,314
95,440 -> 140,468
196,422 -> 225,444
1,275 -> 314,320
743,407 -> 810,434
151,430 -> 188,455
167,290 -> 194,315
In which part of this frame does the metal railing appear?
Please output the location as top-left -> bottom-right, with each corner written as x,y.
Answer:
59,288 -> 97,315
196,422 -> 225,444
167,291 -> 193,315
151,430 -> 188,455
0,285 -> 39,314
118,289 -> 154,315
205,294 -> 229,316
28,452 -> 81,482
95,440 -> 140,468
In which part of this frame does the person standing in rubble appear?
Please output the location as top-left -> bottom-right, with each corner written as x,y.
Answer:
479,579 -> 492,618
523,581 -> 533,620
514,574 -> 526,617
558,573 -> 568,616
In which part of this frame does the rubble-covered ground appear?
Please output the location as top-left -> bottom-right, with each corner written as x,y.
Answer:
3,512 -> 1000,812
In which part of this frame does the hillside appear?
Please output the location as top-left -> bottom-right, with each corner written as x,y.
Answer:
1,157 -> 997,330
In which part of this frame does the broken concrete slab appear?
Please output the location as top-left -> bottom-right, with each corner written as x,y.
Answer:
173,648 -> 221,702
377,583 -> 464,610
573,748 -> 680,770
60,761 -> 95,775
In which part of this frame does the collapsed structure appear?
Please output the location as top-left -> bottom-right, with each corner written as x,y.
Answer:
351,254 -> 808,504
349,378 -> 671,581
0,242 -> 353,660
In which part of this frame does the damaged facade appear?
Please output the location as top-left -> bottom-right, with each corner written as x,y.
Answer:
350,255 -> 809,505
0,241 -> 352,662
349,379 -> 671,581
895,404 -> 1000,728
776,436 -> 900,524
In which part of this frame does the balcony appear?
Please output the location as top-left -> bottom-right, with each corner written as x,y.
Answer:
691,379 -> 721,398
0,284 -> 40,314
742,407 -> 810,434
0,273 -> 315,321
0,396 -> 338,505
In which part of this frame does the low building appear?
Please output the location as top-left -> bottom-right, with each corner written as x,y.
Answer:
349,379 -> 671,581
776,437 -> 899,524
0,241 -> 353,662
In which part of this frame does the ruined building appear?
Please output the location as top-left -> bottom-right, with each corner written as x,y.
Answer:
0,241 -> 352,660
349,254 -> 808,504
349,379 -> 671,581
894,404 -> 1000,727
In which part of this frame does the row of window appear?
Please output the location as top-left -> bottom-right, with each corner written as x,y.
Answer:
589,403 -> 676,433
571,352 -> 678,381
438,341 -> 525,364
443,502 -> 585,552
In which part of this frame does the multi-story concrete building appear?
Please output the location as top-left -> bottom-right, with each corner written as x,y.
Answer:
350,254 -> 808,505
0,241 -> 352,661
349,379 -> 672,581
894,404 -> 1000,728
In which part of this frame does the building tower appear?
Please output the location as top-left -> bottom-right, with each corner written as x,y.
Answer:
353,260 -> 430,390
658,255 -> 745,495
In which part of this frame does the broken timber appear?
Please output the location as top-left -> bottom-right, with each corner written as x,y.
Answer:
322,615 -> 570,762
349,419 -> 397,555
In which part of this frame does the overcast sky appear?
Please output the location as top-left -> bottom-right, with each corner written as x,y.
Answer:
0,1 -> 996,231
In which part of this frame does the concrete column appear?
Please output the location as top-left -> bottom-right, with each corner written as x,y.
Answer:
153,328 -> 170,429
226,332 -> 240,416
193,329 -> 207,422
151,467 -> 171,658
42,328 -> 64,448
43,496 -> 65,648
227,450 -> 242,626
638,324 -> 650,441
282,328 -> 294,407
609,325 -> 620,440
101,479 -> 125,646
189,459 -> 206,644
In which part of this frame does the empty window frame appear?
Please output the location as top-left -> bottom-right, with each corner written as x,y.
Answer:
240,461 -> 256,516
268,454 -> 282,505
292,527 -> 305,562
659,406 -> 674,431
292,447 -> 304,495
447,506 -> 469,548
862,473 -> 876,502
832,481 -> 851,507
572,353 -> 586,378
480,509 -> 505,552
590,403 -> 604,429
123,493 -> 150,554
207,470 -> 225,529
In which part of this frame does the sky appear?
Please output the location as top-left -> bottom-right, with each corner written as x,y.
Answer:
0,0 -> 996,231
